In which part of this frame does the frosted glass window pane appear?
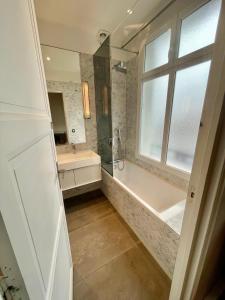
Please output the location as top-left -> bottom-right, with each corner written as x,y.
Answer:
139,75 -> 169,161
179,0 -> 221,57
167,61 -> 211,172
144,30 -> 171,72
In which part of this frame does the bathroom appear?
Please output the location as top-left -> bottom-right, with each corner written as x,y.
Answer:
1,0 -> 225,299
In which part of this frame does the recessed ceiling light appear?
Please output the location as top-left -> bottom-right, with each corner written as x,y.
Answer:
46,56 -> 51,61
127,9 -> 133,15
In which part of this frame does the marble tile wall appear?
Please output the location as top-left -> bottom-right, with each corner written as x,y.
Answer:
125,57 -> 189,191
101,169 -> 180,279
47,80 -> 86,144
111,60 -> 127,161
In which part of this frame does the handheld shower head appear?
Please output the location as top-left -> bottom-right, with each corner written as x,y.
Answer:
113,61 -> 127,73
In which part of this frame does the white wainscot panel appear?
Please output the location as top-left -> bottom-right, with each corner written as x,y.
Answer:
0,0 -> 46,112
11,135 -> 61,289
51,222 -> 72,300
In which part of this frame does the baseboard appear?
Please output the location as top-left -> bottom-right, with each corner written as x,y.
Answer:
69,266 -> 73,300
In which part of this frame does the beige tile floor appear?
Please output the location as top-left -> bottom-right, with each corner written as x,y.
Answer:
65,192 -> 171,300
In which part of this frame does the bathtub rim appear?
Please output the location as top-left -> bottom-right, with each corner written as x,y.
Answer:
102,166 -> 185,235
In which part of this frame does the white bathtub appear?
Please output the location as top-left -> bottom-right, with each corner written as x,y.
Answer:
101,160 -> 187,278
113,160 -> 186,233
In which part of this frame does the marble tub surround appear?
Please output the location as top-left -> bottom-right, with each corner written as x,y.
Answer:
160,200 -> 186,234
125,58 -> 189,192
65,193 -> 171,300
101,168 -> 182,278
113,160 -> 186,235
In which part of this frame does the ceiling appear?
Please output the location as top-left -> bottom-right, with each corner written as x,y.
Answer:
35,0 -> 170,54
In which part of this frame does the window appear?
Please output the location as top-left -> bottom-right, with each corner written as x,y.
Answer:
167,61 -> 211,172
138,0 -> 221,174
140,75 -> 169,161
179,0 -> 221,57
144,29 -> 171,72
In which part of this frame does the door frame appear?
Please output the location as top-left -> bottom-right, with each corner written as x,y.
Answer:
169,1 -> 225,299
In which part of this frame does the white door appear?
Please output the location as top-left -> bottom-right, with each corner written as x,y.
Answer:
0,1 -> 73,299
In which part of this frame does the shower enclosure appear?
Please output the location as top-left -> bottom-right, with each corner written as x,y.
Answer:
94,37 -> 113,175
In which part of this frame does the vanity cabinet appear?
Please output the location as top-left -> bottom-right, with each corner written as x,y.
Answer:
58,170 -> 75,191
57,151 -> 102,191
59,164 -> 101,191
74,165 -> 101,187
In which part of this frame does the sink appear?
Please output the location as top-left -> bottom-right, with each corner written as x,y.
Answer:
57,150 -> 101,171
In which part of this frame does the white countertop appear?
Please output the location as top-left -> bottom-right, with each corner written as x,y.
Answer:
57,150 -> 101,171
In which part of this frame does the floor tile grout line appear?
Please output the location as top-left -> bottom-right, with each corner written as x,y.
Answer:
67,211 -> 116,234
71,235 -> 138,274
71,211 -> 140,279
66,202 -> 112,216
67,208 -> 114,219
66,198 -> 137,240
65,199 -> 110,214
69,196 -> 171,299
73,267 -> 85,288
67,211 -> 119,234
78,243 -> 138,282
67,209 -> 116,225
66,200 -> 115,217
67,198 -> 142,278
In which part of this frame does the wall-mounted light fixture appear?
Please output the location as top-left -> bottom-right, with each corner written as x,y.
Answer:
82,81 -> 91,119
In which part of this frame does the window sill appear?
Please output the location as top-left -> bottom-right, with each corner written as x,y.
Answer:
136,152 -> 191,182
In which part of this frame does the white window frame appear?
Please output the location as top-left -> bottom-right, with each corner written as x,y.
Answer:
136,0 -> 220,179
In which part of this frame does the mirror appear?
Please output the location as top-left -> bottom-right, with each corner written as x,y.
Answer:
41,45 -> 86,145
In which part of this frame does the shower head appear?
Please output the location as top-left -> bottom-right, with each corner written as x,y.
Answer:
113,61 -> 127,74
